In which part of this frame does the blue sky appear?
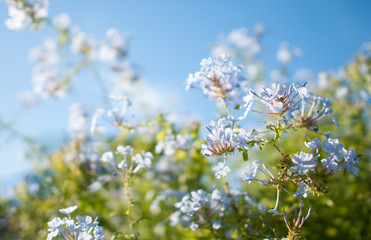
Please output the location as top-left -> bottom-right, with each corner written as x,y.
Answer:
1,0 -> 371,193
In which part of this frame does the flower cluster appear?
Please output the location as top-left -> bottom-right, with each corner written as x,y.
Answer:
91,95 -> 136,135
29,38 -> 70,98
5,0 -> 49,31
101,145 -> 153,176
201,118 -> 260,157
47,205 -> 104,240
185,55 -> 245,104
155,133 -> 193,156
288,94 -> 337,131
211,26 -> 263,60
276,42 -> 302,65
201,117 -> 261,179
289,138 -> 359,177
173,188 -> 263,233
248,82 -> 307,115
99,28 -> 130,62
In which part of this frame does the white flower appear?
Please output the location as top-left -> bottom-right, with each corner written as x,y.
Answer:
90,108 -> 104,135
5,0 -> 49,31
5,4 -> 30,30
212,162 -> 230,179
276,43 -> 292,64
101,152 -> 114,164
68,103 -> 87,137
250,82 -> 306,115
185,55 -> 244,104
53,13 -> 72,30
47,217 -> 64,229
116,145 -> 133,156
59,205 -> 78,215
202,118 -> 236,157
71,32 -> 95,56
276,42 -> 301,64
133,152 -> 153,173
99,28 -> 129,62
228,28 -> 261,56
107,95 -> 132,125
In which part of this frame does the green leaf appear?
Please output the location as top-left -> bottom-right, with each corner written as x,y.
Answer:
234,104 -> 241,110
242,151 -> 248,161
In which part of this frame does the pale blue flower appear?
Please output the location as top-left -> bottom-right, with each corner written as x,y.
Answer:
321,138 -> 347,162
290,152 -> 317,175
185,55 -> 244,103
132,151 -> 153,173
289,95 -> 335,131
249,82 -> 306,115
175,196 -> 201,216
293,183 -> 310,199
190,222 -> 199,231
321,158 -> 338,172
212,161 -> 230,179
116,145 -> 133,156
243,160 -> 262,183
343,149 -> 359,176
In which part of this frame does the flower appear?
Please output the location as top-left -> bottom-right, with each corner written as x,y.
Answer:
321,138 -> 347,161
201,119 -> 236,157
243,160 -> 262,183
99,28 -> 129,62
71,32 -> 96,57
47,206 -> 104,240
343,149 -> 360,176
59,205 -> 78,215
212,161 -> 230,179
304,138 -> 320,151
276,42 -> 302,64
249,82 -> 307,115
132,151 -> 153,173
116,145 -> 133,156
288,94 -> 335,131
101,152 -> 114,164
293,183 -> 310,199
290,152 -> 317,175
68,103 -> 88,138
156,134 -> 193,156
47,217 -> 64,240
52,13 -> 72,31
175,196 -> 201,216
5,0 -> 49,31
107,95 -> 132,126
185,55 -> 244,104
